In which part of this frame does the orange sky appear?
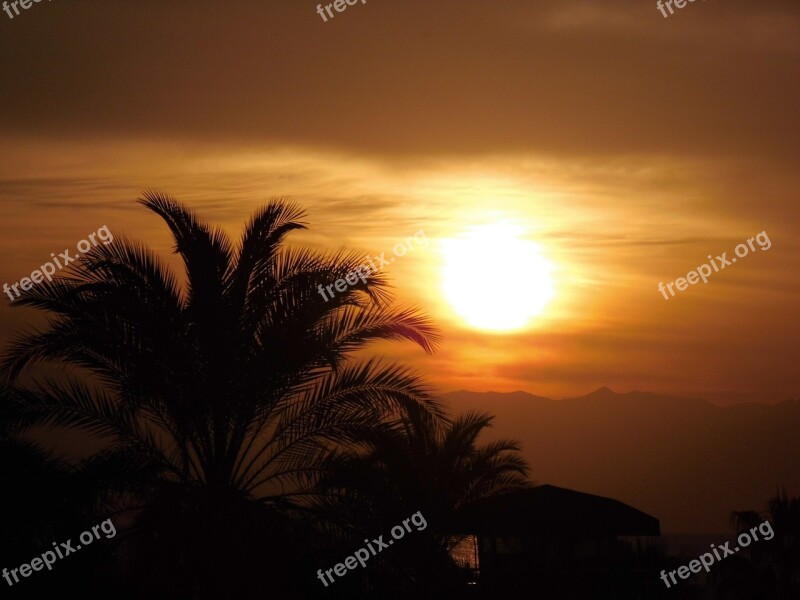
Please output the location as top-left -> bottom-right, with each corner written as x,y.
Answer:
0,0 -> 798,404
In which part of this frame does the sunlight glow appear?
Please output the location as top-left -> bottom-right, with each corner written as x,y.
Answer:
442,223 -> 554,332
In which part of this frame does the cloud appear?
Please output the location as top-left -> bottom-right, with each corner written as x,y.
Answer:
0,0 -> 797,159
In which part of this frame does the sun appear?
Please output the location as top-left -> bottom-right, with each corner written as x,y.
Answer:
442,223 -> 554,332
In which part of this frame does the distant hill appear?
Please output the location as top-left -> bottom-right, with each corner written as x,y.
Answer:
441,388 -> 800,534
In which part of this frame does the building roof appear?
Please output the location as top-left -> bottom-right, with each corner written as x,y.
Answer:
452,484 -> 660,537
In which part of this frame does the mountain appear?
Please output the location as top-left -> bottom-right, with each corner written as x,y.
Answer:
441,388 -> 800,533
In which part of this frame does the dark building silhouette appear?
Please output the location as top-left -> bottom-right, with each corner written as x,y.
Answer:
451,484 -> 661,599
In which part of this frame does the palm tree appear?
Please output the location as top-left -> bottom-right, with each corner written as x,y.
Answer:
0,384 -> 80,555
1,192 -> 442,598
317,403 -> 531,596
0,385 -> 127,597
730,490 -> 800,599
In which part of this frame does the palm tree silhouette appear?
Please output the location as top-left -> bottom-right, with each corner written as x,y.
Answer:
729,490 -> 800,600
1,385 -> 127,597
1,192 -> 442,598
317,404 -> 530,595
1,384 -> 80,554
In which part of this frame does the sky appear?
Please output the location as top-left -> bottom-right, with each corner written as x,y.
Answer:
0,0 -> 798,404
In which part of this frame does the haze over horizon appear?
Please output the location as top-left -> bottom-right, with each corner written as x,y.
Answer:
442,387 -> 800,534
441,385 -> 799,406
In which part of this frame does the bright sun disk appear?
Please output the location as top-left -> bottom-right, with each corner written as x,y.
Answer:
442,223 -> 554,332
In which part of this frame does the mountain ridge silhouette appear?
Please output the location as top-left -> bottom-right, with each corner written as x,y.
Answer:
441,388 -> 800,533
